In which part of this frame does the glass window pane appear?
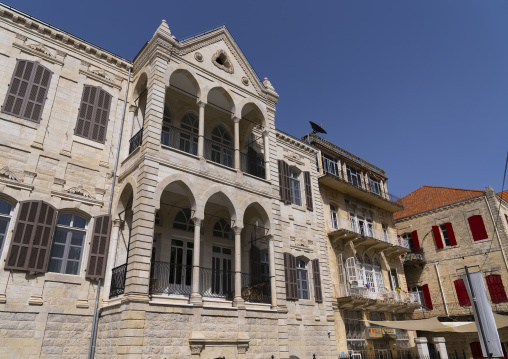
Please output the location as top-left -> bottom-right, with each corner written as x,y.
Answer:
48,259 -> 62,273
0,217 -> 9,234
68,246 -> 82,260
65,261 -> 79,275
57,214 -> 72,227
53,228 -> 68,243
0,200 -> 11,215
50,243 -> 65,259
71,231 -> 85,246
73,216 -> 86,229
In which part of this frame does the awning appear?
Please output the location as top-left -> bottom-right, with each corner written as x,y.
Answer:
364,313 -> 508,333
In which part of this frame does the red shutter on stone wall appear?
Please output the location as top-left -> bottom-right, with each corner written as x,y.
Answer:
312,259 -> 322,303
502,343 -> 508,359
445,222 -> 457,246
454,279 -> 471,306
470,342 -> 482,359
486,274 -> 508,304
468,215 -> 488,241
284,252 -> 298,300
304,171 -> 313,211
432,226 -> 444,249
86,214 -> 112,280
411,230 -> 420,251
422,284 -> 433,310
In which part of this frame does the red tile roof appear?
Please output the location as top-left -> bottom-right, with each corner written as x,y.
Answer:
394,186 -> 485,220
499,190 -> 508,202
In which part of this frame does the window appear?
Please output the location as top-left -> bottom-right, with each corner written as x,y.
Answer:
2,59 -> 52,123
382,224 -> 389,242
454,278 -> 471,306
411,285 -> 434,310
74,85 -> 112,143
346,166 -> 362,188
411,286 -> 425,308
173,208 -> 194,232
0,199 -> 12,255
468,215 -> 488,241
296,258 -> 309,300
180,113 -> 198,155
321,154 -> 338,176
369,177 -> 381,195
48,214 -> 87,275
350,212 -> 373,237
211,125 -> 233,167
373,257 -> 384,291
402,232 -> 415,252
440,224 -> 451,246
390,268 -> 399,290
260,251 -> 269,277
432,223 -> 457,248
213,219 -> 232,239
330,205 -> 338,230
355,254 -> 365,286
486,274 -> 508,304
289,169 -> 301,206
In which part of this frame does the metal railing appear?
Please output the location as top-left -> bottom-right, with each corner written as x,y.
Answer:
109,263 -> 127,298
239,151 -> 265,179
150,262 -> 193,296
128,129 -> 143,154
161,125 -> 198,156
341,283 -> 419,304
203,139 -> 233,168
402,248 -> 425,263
199,267 -> 234,298
240,273 -> 271,304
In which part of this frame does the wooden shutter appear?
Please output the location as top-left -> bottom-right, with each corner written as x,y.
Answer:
312,259 -> 323,303
422,284 -> 433,310
5,200 -> 57,272
86,214 -> 112,280
432,226 -> 444,249
22,63 -> 52,123
2,60 -> 33,117
284,252 -> 298,300
454,279 -> 471,306
278,160 -> 291,204
445,222 -> 457,246
303,171 -> 313,211
250,244 -> 261,277
75,86 -> 111,143
470,342 -> 482,359
486,274 -> 508,304
468,215 -> 488,241
91,88 -> 111,143
411,230 -> 420,251
75,85 -> 97,139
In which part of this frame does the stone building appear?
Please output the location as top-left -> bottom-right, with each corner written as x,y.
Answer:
395,185 -> 508,357
303,133 -> 419,357
0,3 -> 340,358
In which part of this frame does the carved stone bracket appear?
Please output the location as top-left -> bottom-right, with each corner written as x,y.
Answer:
190,345 -> 204,355
12,39 -> 64,66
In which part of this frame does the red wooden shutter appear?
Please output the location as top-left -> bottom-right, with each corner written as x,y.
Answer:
91,88 -> 111,143
422,284 -> 433,310
22,63 -> 52,123
505,214 -> 508,225
468,215 -> 488,241
445,223 -> 457,246
303,171 -> 313,211
75,85 -> 97,139
432,226 -> 444,249
284,252 -> 298,300
5,201 -> 57,272
250,244 -> 261,277
312,259 -> 322,303
411,230 -> 420,251
454,279 -> 471,306
486,274 -> 508,304
86,214 -> 112,280
470,342 -> 482,359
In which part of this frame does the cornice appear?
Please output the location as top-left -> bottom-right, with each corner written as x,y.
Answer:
275,130 -> 317,154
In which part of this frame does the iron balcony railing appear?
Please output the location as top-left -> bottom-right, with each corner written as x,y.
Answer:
109,263 -> 127,298
403,248 -> 425,263
203,139 -> 233,168
128,129 -> 143,154
339,281 -> 420,305
150,262 -> 193,296
199,267 -> 234,298
239,151 -> 266,179
240,273 -> 271,304
161,124 -> 198,156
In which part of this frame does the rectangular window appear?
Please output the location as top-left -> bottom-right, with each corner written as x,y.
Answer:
382,224 -> 389,242
346,166 -> 362,188
48,215 -> 87,275
322,154 -> 338,176
411,286 -> 426,308
369,177 -> 381,195
439,224 -> 451,246
390,268 -> 399,290
296,259 -> 309,300
289,170 -> 301,206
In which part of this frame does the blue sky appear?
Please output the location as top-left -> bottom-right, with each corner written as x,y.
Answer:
5,0 -> 508,197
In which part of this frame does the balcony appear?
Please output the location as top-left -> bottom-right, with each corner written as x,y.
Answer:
329,217 -> 410,255
109,263 -> 127,298
403,248 -> 425,264
411,300 -> 508,319
128,129 -> 143,154
240,151 -> 265,179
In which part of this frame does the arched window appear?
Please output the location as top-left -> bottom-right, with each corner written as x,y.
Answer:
363,254 -> 375,291
330,205 -> 338,230
161,106 -> 172,146
355,254 -> 365,286
296,258 -> 309,300
211,125 -> 233,167
0,199 -> 12,254
48,214 -> 87,275
213,218 -> 232,239
173,208 -> 194,232
289,168 -> 301,206
180,112 -> 198,155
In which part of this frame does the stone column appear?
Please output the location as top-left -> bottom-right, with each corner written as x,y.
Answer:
102,219 -> 121,302
262,130 -> 271,181
234,116 -> 240,170
190,218 -> 203,306
233,226 -> 245,308
414,337 -> 430,358
268,235 -> 277,309
432,337 -> 448,359
197,101 -> 205,158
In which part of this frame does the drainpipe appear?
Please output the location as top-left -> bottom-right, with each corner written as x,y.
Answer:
434,262 -> 448,316
88,68 -> 132,359
484,195 -> 508,271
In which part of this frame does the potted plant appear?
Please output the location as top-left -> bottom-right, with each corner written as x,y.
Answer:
395,287 -> 401,293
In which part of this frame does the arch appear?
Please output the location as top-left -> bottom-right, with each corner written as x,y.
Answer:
173,208 -> 195,232
239,101 -> 266,128
131,72 -> 148,99
57,208 -> 93,222
0,192 -> 17,207
169,68 -> 201,98
204,84 -> 236,114
153,174 -> 198,212
241,201 -> 271,231
213,218 -> 232,239
113,176 -> 137,218
198,186 -> 238,221
374,257 -> 382,268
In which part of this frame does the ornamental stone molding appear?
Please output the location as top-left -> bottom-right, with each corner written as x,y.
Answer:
65,185 -> 93,198
211,49 -> 234,74
79,65 -> 122,89
194,52 -> 203,62
12,37 -> 64,66
0,166 -> 22,182
241,76 -> 249,86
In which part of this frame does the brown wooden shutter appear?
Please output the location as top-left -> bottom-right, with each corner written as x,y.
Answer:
91,88 -> 111,143
5,200 -> 57,272
312,258 -> 323,303
278,160 -> 291,204
284,252 -> 298,300
250,244 -> 261,277
22,63 -> 52,123
303,171 -> 313,211
86,214 -> 112,280
75,85 -> 97,139
2,60 -> 33,117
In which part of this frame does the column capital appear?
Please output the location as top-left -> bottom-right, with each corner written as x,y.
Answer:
197,100 -> 206,108
232,226 -> 243,235
266,234 -> 274,241
262,129 -> 270,137
232,115 -> 240,123
191,217 -> 204,227
432,337 -> 446,344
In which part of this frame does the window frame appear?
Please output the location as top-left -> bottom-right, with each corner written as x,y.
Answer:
330,204 -> 338,230
296,258 -> 310,300
439,224 -> 451,247
289,168 -> 302,206
0,199 -> 13,256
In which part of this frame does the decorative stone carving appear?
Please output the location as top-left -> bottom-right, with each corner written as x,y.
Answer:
194,52 -> 203,62
26,42 -> 55,57
0,167 -> 22,182
263,77 -> 275,91
65,185 -> 93,199
237,344 -> 249,354
241,76 -> 249,86
190,345 -> 203,355
211,49 -> 234,74
89,67 -> 112,81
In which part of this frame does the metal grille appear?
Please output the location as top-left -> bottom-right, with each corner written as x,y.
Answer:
129,129 -> 143,154
150,262 -> 192,296
240,273 -> 271,304
240,151 -> 265,179
200,267 -> 234,298
109,263 -> 127,298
